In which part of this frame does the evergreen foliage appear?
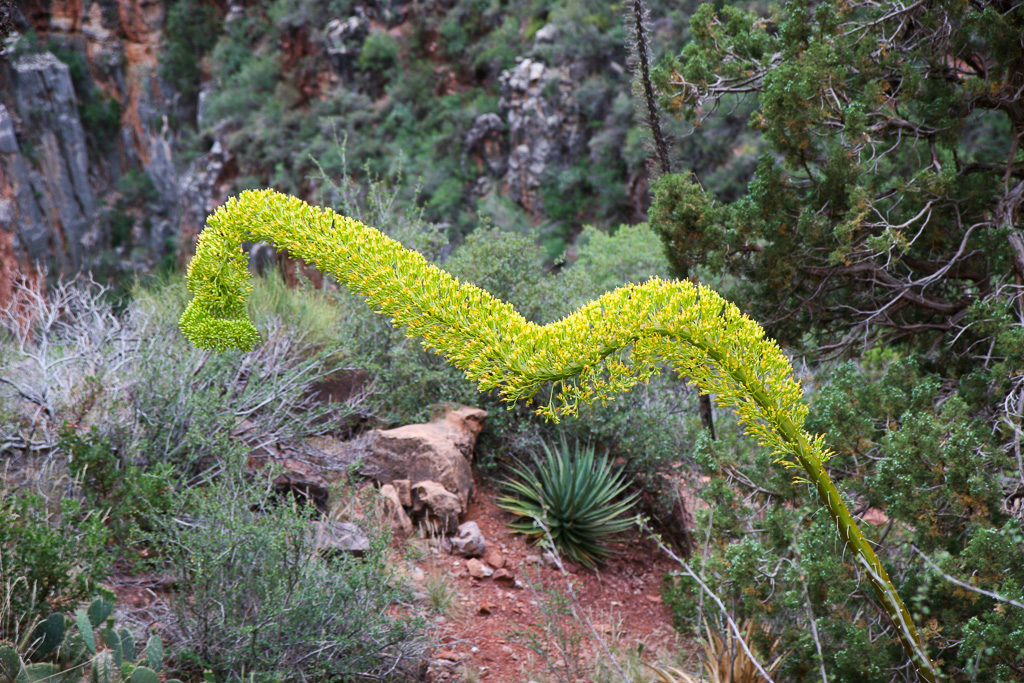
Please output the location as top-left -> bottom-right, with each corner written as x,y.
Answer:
160,0 -> 220,104
652,0 -> 1024,354
155,478 -> 428,682
649,3 -> 1024,680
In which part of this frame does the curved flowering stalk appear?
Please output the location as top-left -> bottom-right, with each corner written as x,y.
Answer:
180,189 -> 938,682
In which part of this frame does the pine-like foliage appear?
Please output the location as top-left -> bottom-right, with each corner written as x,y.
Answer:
179,189 -> 938,681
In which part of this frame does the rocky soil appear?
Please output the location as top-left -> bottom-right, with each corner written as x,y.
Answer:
107,405 -> 694,683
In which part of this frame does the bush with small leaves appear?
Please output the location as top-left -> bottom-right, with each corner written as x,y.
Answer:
154,473 -> 428,682
0,496 -> 111,641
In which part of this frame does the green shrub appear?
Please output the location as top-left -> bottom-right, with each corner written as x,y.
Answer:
59,425 -> 176,544
0,275 -> 360,553
497,438 -> 639,569
129,276 -> 345,480
155,475 -> 428,682
79,89 -> 122,153
47,42 -> 90,89
357,31 -> 400,75
160,0 -> 220,103
0,494 -> 112,640
117,170 -> 158,206
661,356 -> 1024,682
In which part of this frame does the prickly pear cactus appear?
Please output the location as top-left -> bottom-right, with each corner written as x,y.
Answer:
0,643 -> 24,683
142,637 -> 161,673
90,652 -> 118,683
29,615 -> 66,659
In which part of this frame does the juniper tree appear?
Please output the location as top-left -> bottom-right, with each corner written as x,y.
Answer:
652,0 -> 1022,343
648,2 -> 1024,680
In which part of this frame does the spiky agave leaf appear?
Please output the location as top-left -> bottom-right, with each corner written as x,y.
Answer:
496,438 -> 638,568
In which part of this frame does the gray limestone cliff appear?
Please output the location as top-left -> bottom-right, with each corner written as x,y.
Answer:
1,52 -> 96,270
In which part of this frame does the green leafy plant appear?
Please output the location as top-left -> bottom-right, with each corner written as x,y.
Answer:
160,0 -> 220,104
0,495 -> 111,640
0,596 -> 176,683
152,474 -> 427,682
178,189 -> 940,680
357,32 -> 400,76
497,438 -> 638,568
512,569 -> 589,683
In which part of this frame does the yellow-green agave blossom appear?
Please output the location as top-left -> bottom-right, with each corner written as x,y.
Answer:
180,189 -> 938,683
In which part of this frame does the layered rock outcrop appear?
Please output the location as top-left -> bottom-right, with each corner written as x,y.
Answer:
1,1 -> 615,301
497,57 -> 585,218
1,53 -> 96,272
0,0 -> 198,302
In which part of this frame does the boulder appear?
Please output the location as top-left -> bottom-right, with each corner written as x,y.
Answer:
359,406 -> 487,513
323,15 -> 369,82
2,54 -> 96,271
310,521 -> 370,557
411,481 -> 462,536
492,568 -> 515,585
451,521 -> 486,558
393,479 -> 412,508
498,58 -> 585,218
464,113 -> 508,177
466,558 -> 492,579
483,550 -> 505,569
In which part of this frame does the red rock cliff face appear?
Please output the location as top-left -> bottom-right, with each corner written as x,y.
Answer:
0,0 -> 230,306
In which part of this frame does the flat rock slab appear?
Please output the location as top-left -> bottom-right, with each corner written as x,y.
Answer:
310,520 -> 370,557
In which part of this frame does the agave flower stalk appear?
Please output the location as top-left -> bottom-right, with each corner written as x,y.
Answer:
180,189 -> 939,682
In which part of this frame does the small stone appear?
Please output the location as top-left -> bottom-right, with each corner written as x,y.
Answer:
493,568 -> 515,584
411,481 -> 462,535
466,558 -> 493,579
500,646 -> 514,655
483,550 -> 505,569
435,650 -> 459,661
451,520 -> 487,558
310,521 -> 370,557
379,484 -> 414,539
524,554 -> 542,565
477,600 -> 497,615
470,646 -> 480,653
646,594 -> 662,604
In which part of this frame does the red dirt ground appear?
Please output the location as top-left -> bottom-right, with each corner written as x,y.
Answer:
108,480 -> 692,683
417,482 -> 688,682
